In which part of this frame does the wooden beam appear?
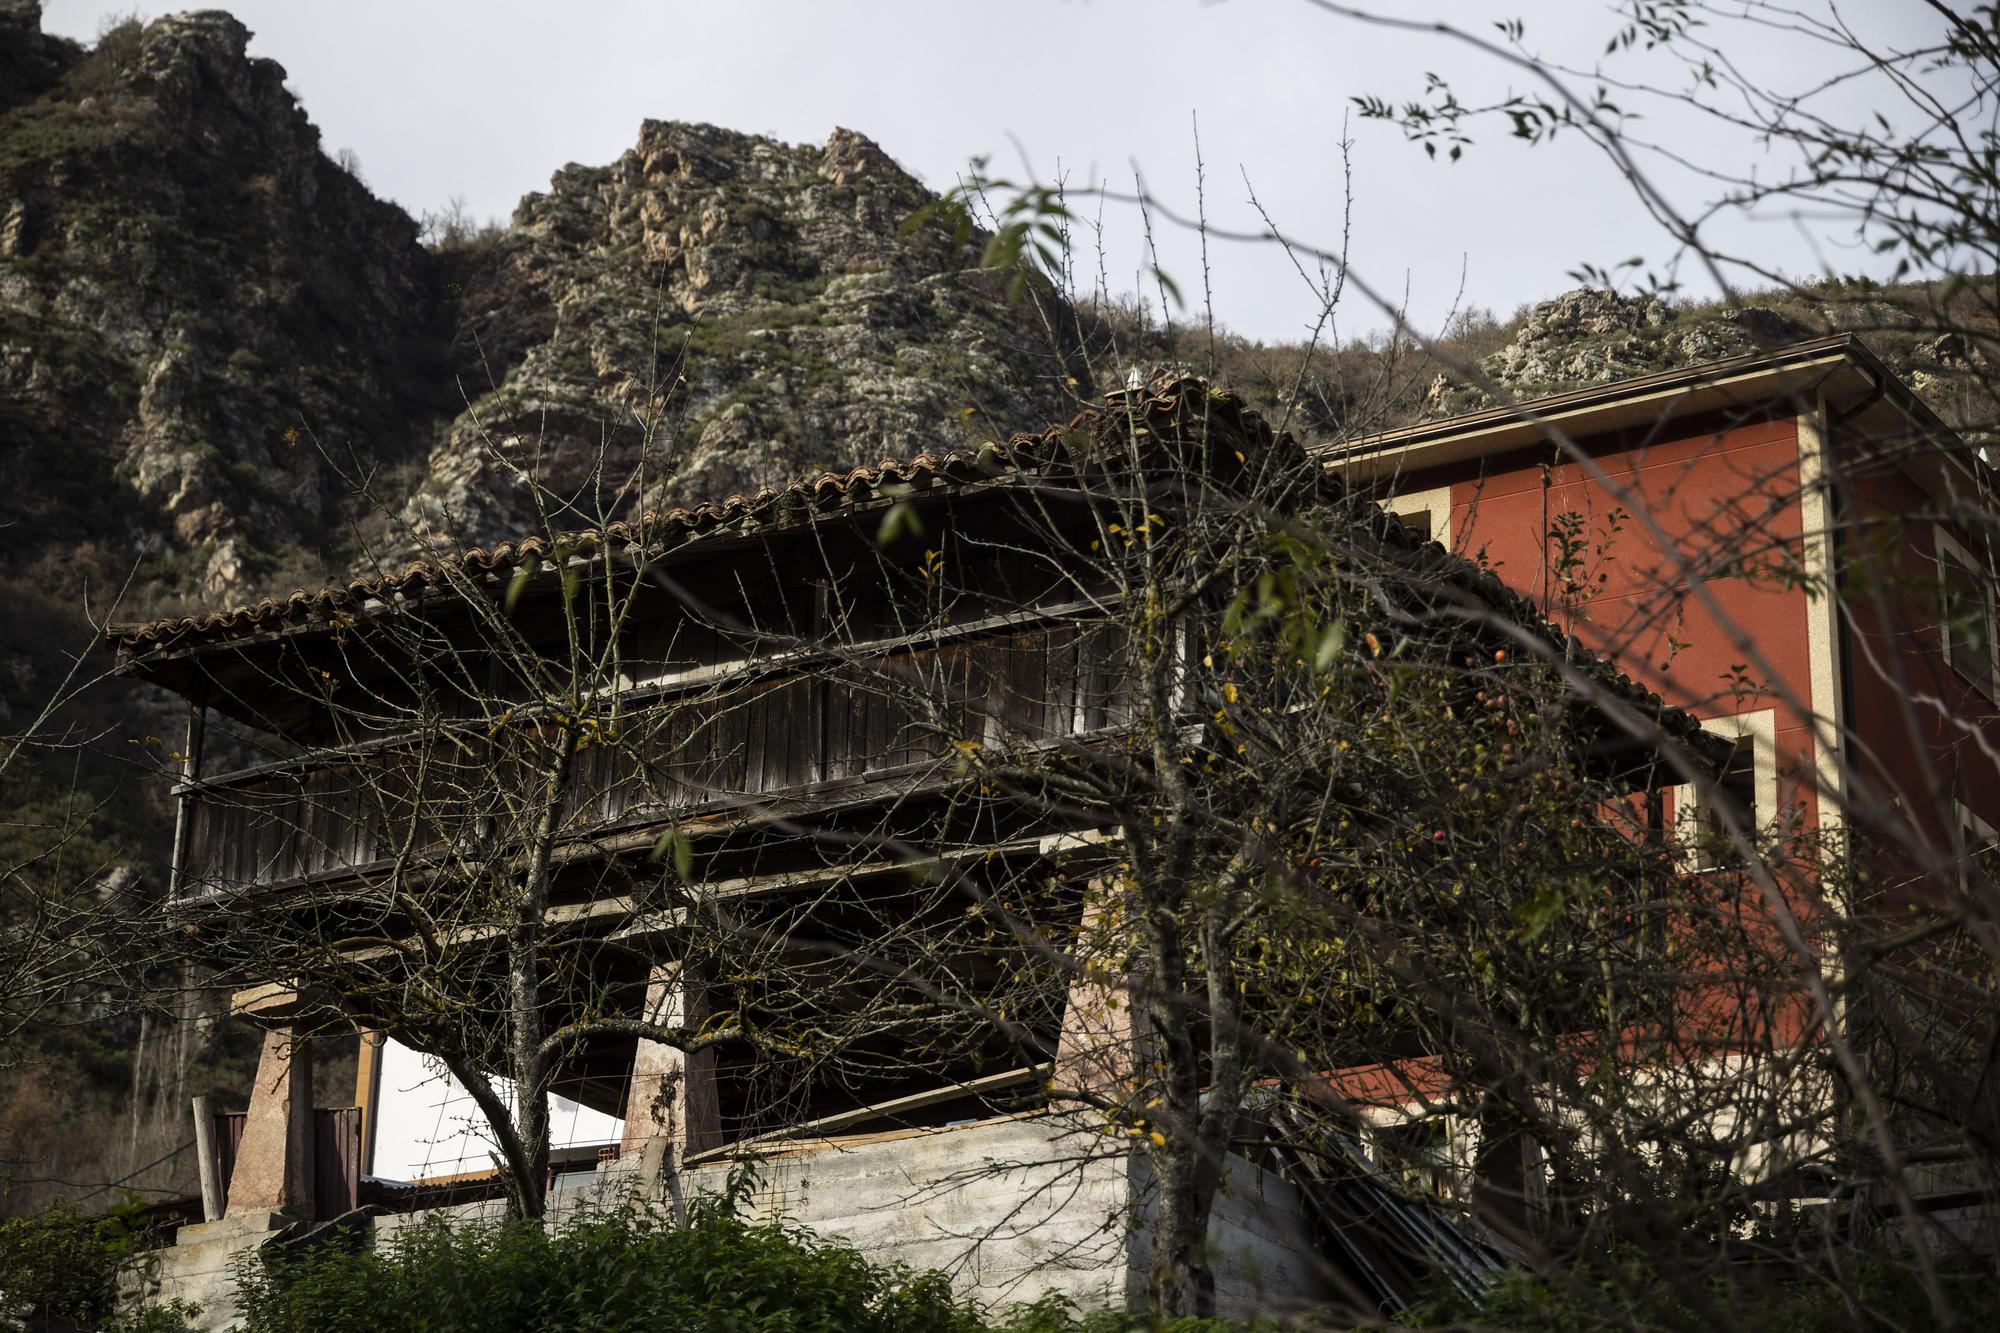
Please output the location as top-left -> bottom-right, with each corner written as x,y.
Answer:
353,1031 -> 385,1177
681,1063 -> 1049,1166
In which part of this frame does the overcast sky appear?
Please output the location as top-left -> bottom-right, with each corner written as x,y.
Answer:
43,0 -> 1942,344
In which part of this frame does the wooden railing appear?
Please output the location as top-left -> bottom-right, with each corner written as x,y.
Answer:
175,623 -> 1137,899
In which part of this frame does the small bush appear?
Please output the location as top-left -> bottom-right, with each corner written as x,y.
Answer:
0,1197 -> 197,1332
235,1197 -> 991,1333
232,1197 -> 1294,1333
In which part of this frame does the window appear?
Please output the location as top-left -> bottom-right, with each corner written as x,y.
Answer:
1371,1115 -> 1458,1199
1936,529 -> 1999,698
1675,710 -> 1778,871
1954,803 -> 1998,897
1382,485 -> 1452,548
1696,736 -> 1758,856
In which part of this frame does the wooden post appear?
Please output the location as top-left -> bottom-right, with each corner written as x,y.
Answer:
352,1030 -> 385,1177
167,697 -> 207,900
190,1095 -> 223,1222
621,959 -> 720,1158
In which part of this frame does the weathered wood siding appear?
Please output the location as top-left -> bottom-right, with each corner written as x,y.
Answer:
178,623 -> 1134,897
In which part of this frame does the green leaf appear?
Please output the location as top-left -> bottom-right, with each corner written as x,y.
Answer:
652,827 -> 694,880
1314,622 -> 1347,672
877,500 -> 923,546
504,563 -> 534,614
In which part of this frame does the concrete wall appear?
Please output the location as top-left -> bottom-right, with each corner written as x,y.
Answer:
144,1211 -> 290,1333
144,1117 -> 1332,1327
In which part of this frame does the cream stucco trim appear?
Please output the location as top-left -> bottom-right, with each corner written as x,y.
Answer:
1795,401 -> 1847,842
1381,484 -> 1453,549
1328,346 -> 1860,482
1932,525 -> 2000,695
1953,802 -> 1998,901
1672,708 -> 1779,870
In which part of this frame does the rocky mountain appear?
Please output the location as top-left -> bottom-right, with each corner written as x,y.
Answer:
0,5 -> 444,603
1422,285 -> 1992,434
414,121 -> 1085,545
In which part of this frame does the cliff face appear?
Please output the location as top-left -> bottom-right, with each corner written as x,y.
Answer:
0,6 -> 445,600
414,121 -> 1083,544
0,5 -> 1084,604
1421,285 -> 1990,433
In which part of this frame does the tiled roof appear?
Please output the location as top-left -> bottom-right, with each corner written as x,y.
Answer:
108,446 -> 1012,651
105,376 -> 1713,754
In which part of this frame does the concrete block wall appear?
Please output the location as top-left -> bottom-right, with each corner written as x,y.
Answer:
145,1212 -> 294,1332
144,1117 -> 1330,1327
680,1117 -> 1141,1314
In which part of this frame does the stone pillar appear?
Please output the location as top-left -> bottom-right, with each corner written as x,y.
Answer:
622,959 -> 720,1158
225,1025 -> 314,1221
1054,879 -> 1142,1103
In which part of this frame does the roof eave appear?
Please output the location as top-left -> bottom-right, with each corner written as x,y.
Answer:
1317,334 -> 1966,483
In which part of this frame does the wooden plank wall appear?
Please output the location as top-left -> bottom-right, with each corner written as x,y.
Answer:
180,624 -> 1133,896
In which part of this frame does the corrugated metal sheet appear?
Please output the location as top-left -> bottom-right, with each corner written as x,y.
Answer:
314,1107 -> 361,1220
212,1110 -> 246,1213
1274,1107 -> 1508,1316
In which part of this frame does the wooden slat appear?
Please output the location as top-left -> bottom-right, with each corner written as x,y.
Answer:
181,624 -> 1116,894
213,1110 -> 247,1212
681,1065 -> 1048,1166
314,1106 -> 362,1220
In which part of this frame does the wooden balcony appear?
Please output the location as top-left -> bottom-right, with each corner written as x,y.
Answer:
173,622 -> 1137,900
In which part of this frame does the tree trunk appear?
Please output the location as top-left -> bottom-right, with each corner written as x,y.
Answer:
503,736 -> 574,1220
1152,1139 -> 1218,1316
1141,897 -> 1220,1317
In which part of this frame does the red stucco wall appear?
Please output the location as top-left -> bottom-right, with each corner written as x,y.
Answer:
1389,411 -> 1825,831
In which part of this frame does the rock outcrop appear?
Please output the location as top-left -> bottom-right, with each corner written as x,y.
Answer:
0,6 -> 445,599
410,120 -> 1083,545
1462,287 -> 1815,410
0,6 -> 1086,597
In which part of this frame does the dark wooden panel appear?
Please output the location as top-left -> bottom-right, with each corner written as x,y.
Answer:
181,624 -> 1119,893
213,1110 -> 246,1212
314,1106 -> 361,1220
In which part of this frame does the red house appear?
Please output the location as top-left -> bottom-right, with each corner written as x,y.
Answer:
1330,333 -> 1999,1224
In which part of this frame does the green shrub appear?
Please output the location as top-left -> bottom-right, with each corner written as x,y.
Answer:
0,1197 -> 198,1332
232,1196 -> 1298,1333
234,1196 -> 992,1333
996,1292 -> 1288,1333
